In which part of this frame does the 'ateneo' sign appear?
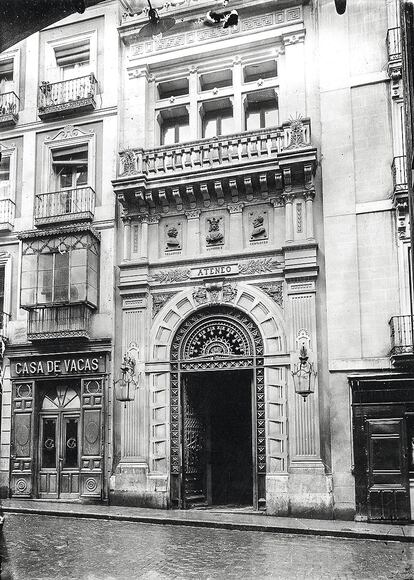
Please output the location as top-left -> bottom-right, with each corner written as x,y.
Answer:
11,353 -> 106,378
190,263 -> 239,279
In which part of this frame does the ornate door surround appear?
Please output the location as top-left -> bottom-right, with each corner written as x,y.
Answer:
169,305 -> 265,509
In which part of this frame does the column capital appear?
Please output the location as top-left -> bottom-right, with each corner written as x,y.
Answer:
270,197 -> 284,208
304,189 -> 316,201
228,202 -> 244,214
137,214 -> 150,224
147,214 -> 161,224
282,192 -> 295,205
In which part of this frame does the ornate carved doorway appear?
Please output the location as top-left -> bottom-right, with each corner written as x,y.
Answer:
170,305 -> 265,510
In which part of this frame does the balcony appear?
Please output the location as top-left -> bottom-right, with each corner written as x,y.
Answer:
0,196 -> 15,230
34,187 -> 95,227
114,118 -> 317,214
37,74 -> 97,120
0,92 -> 19,127
390,315 -> 414,366
27,304 -> 92,341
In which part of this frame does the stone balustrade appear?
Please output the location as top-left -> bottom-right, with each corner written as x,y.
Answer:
119,120 -> 312,179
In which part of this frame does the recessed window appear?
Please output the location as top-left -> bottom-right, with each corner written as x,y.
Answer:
54,40 -> 90,80
159,106 -> 190,145
0,156 -> 10,197
244,60 -> 277,83
52,145 -> 88,190
200,69 -> 232,91
244,90 -> 278,131
201,98 -> 234,138
158,78 -> 189,99
0,59 -> 14,93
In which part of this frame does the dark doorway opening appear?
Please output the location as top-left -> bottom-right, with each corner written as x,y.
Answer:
183,370 -> 253,508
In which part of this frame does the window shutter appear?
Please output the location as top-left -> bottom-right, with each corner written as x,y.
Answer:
54,41 -> 90,67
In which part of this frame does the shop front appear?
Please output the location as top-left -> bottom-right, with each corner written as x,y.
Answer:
9,350 -> 109,501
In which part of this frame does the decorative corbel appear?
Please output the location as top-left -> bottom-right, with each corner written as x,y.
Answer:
214,181 -> 225,206
244,177 -> 254,201
200,183 -> 211,208
229,179 -> 239,203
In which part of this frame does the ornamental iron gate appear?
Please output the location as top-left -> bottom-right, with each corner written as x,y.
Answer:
170,305 -> 265,510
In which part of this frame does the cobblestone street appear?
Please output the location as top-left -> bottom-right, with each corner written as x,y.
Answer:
0,514 -> 413,580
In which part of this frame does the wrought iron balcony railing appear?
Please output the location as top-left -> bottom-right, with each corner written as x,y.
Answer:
387,27 -> 401,62
0,91 -> 19,127
37,74 -> 97,120
34,186 -> 95,226
119,121 -> 312,180
0,197 -> 15,230
392,155 -> 407,193
27,304 -> 92,341
390,315 -> 413,361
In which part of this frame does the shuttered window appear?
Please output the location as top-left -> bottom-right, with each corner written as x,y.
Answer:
54,41 -> 90,67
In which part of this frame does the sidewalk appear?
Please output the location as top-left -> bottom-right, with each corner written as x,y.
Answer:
1,499 -> 413,542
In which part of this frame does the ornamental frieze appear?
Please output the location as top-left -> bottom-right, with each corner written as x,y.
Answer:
192,282 -> 237,305
256,282 -> 283,308
152,292 -> 176,317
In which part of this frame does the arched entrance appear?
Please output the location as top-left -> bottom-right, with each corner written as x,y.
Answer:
170,305 -> 265,510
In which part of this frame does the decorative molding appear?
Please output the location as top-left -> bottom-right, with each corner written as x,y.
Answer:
239,257 -> 280,275
45,124 -> 93,142
228,203 -> 244,214
151,267 -> 191,284
192,282 -> 237,305
256,282 -> 283,308
129,9 -> 302,56
185,209 -> 201,219
152,292 -> 176,318
283,30 -> 306,46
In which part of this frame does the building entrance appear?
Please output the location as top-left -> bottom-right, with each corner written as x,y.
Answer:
183,371 -> 253,508
38,384 -> 81,499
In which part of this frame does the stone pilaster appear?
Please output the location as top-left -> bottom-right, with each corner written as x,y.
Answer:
122,217 -> 131,261
305,190 -> 316,240
228,203 -> 244,251
185,209 -> 201,256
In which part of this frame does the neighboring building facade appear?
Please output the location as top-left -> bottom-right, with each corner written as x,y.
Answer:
0,0 -> 118,501
1,0 -> 413,523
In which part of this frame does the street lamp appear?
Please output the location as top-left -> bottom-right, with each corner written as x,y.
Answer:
114,351 -> 140,406
291,344 -> 317,400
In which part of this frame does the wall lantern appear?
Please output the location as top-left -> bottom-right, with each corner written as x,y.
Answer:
291,344 -> 317,400
114,348 -> 141,406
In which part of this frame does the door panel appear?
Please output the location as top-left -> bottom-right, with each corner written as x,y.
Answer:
183,378 -> 207,507
79,378 -> 104,499
11,381 -> 35,498
366,418 -> 410,521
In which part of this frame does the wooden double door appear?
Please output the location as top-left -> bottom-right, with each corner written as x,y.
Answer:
39,410 -> 80,498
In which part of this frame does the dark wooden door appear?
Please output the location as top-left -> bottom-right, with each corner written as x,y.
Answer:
182,377 -> 207,508
354,413 -> 411,522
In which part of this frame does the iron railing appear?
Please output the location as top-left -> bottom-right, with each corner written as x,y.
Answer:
38,74 -> 97,111
34,186 -> 95,226
387,27 -> 401,62
27,304 -> 92,340
0,198 -> 15,229
390,315 -> 413,356
392,155 -> 407,190
0,91 -> 19,119
119,120 -> 312,178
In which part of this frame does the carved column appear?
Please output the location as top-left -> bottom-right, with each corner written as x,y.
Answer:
305,190 -> 315,240
148,215 -> 160,260
188,66 -> 199,140
139,215 -> 149,259
122,217 -> 131,261
185,209 -> 201,257
232,56 -> 243,132
228,203 -> 244,251
283,193 -> 294,243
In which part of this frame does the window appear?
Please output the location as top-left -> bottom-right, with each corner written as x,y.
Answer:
244,90 -> 278,131
0,59 -> 13,93
158,78 -> 189,99
244,60 -> 277,83
200,69 -> 233,91
0,155 -> 10,198
159,107 -> 190,145
201,98 -> 234,138
54,40 -> 91,80
21,246 -> 98,308
52,145 -> 88,190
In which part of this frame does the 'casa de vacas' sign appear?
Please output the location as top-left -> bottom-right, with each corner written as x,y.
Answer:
10,353 -> 107,378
